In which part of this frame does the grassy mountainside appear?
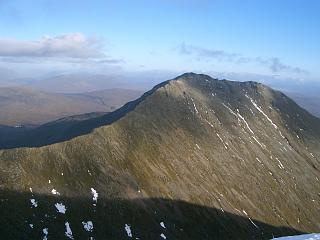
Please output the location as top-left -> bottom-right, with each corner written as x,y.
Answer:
0,73 -> 319,239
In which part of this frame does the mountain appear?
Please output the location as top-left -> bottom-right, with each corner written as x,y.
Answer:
0,73 -> 319,239
0,86 -> 142,126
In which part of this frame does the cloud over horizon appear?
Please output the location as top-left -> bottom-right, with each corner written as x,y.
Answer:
179,43 -> 306,74
0,33 -> 105,59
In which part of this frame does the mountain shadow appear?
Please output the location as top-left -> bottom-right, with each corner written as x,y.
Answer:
0,189 -> 305,240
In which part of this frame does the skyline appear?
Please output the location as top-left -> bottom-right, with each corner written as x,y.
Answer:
0,0 -> 319,93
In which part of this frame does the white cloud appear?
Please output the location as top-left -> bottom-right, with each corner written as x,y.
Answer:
0,33 -> 105,58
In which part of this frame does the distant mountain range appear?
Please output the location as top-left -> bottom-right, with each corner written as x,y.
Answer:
1,72 -> 319,119
29,73 -> 131,93
0,86 -> 142,126
0,73 -> 319,239
285,91 -> 320,118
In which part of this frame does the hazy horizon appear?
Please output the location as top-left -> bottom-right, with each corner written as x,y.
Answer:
0,0 -> 319,95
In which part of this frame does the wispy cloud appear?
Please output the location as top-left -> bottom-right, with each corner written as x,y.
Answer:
180,42 -> 239,61
0,33 -> 105,58
268,57 -> 305,74
179,43 -> 306,74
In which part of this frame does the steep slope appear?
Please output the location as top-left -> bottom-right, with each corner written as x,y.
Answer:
0,86 -> 142,126
0,73 -> 319,239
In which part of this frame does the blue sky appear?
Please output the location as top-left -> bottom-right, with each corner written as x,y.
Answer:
0,0 -> 319,89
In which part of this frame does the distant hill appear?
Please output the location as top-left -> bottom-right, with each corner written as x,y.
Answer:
29,73 -> 127,93
26,72 -> 177,93
0,73 -> 319,239
285,91 -> 320,118
0,86 -> 142,126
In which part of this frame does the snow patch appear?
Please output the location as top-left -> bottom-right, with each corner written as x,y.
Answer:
190,97 -> 199,114
237,111 -> 254,134
252,136 -> 265,149
222,103 -> 237,117
51,189 -> 60,195
216,133 -> 228,149
65,222 -> 74,239
242,210 -> 259,229
91,188 -> 98,205
42,228 -> 48,240
276,157 -> 285,169
55,202 -> 66,214
160,222 -> 166,229
272,233 -> 320,240
125,224 -> 132,238
82,221 -> 94,232
204,119 -> 214,128
279,130 -> 285,139
246,95 -> 278,129
160,233 -> 167,239
30,199 -> 38,208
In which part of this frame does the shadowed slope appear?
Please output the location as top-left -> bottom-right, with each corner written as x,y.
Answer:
0,189 -> 304,240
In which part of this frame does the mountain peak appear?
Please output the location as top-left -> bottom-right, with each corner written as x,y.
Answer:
173,72 -> 216,83
172,72 -> 262,92
175,72 -> 211,79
